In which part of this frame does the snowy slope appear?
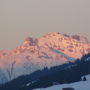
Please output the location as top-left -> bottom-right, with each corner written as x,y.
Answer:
51,48 -> 76,61
35,75 -> 90,90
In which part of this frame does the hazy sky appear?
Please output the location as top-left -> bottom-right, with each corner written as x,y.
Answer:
0,0 -> 90,50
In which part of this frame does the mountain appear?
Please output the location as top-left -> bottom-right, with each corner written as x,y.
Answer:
0,53 -> 90,90
0,32 -> 90,83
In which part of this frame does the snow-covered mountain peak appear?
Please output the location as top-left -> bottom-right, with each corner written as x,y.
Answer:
0,32 -> 90,83
6,32 -> 90,59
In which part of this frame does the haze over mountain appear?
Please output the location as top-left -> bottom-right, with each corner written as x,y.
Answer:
0,32 -> 90,83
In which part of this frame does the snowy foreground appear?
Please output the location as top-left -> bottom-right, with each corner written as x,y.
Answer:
35,75 -> 90,90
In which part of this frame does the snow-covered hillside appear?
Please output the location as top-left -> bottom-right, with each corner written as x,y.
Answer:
35,75 -> 90,90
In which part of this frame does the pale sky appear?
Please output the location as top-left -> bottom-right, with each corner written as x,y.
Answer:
0,0 -> 90,50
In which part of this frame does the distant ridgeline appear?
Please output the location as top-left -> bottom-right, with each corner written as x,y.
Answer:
0,53 -> 90,90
